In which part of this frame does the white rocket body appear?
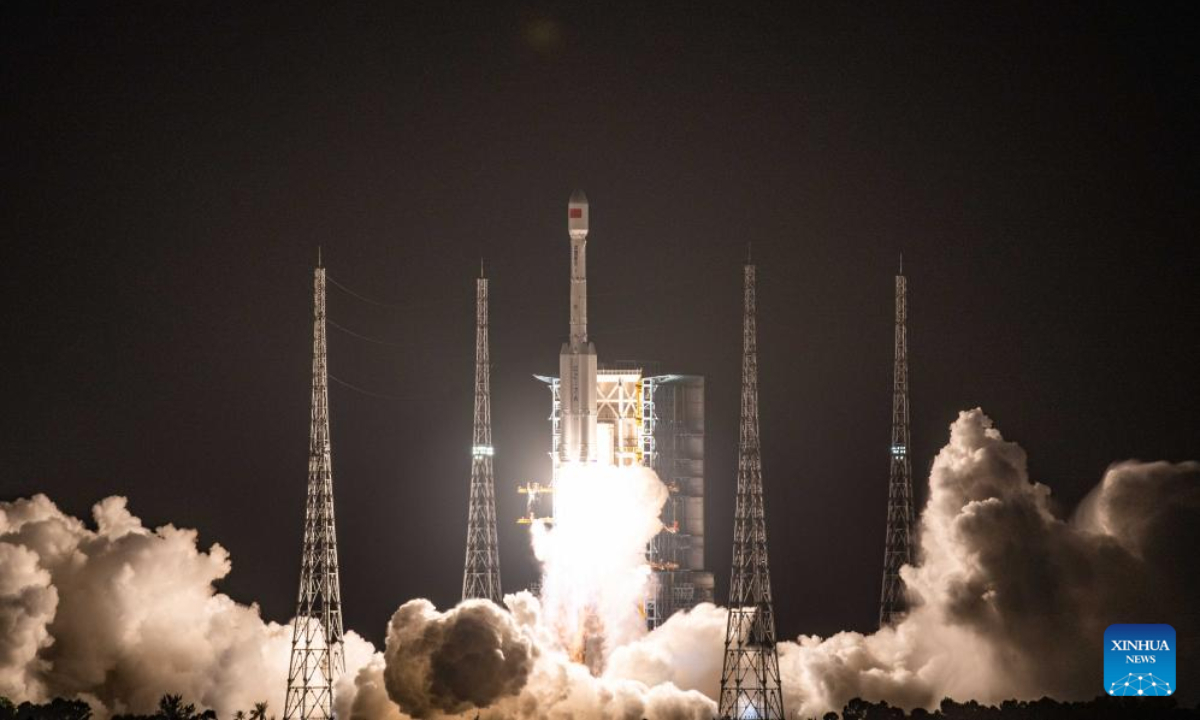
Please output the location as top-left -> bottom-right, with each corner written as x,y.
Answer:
560,190 -> 597,464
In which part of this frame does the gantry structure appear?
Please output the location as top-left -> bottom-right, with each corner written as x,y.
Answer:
879,258 -> 914,627
284,260 -> 345,720
718,262 -> 785,720
462,268 -> 503,603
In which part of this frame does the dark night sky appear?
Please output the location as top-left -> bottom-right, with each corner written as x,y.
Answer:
3,2 -> 1197,648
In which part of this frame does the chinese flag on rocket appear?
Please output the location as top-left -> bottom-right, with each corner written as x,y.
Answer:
569,208 -> 583,218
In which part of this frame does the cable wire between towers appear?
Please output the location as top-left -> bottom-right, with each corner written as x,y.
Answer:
326,274 -> 414,309
327,318 -> 410,347
328,373 -> 437,402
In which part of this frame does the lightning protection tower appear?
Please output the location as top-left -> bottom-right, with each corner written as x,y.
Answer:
879,257 -> 914,627
285,259 -> 345,720
718,261 -> 785,720
462,267 -> 503,603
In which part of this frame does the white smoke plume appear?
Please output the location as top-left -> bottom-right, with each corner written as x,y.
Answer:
380,592 -> 715,720
382,599 -> 535,717
0,494 -> 380,718
4,409 -> 1196,719
775,409 -> 1200,716
0,476 -> 714,720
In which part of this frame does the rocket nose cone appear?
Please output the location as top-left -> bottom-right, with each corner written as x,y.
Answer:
568,189 -> 589,238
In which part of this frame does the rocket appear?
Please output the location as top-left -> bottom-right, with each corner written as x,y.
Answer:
559,189 -> 598,464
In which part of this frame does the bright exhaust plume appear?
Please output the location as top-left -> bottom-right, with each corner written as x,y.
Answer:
531,462 -> 668,668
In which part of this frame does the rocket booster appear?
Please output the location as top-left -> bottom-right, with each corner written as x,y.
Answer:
560,190 -> 597,463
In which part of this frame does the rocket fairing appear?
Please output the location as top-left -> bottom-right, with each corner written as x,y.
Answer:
560,190 -> 598,464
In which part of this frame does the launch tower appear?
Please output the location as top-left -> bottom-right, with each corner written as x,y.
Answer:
718,262 -> 785,720
284,260 -> 346,720
462,268 -> 503,603
879,259 -> 914,627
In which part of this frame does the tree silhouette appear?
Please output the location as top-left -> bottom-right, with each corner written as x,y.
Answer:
157,696 -> 194,720
834,695 -> 1198,720
10,698 -> 92,720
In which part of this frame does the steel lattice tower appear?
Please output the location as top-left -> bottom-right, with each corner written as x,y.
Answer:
462,269 -> 503,603
879,258 -> 914,627
718,262 -> 785,720
285,261 -> 345,720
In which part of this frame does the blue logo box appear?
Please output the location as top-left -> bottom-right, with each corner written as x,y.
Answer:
1105,624 -> 1176,696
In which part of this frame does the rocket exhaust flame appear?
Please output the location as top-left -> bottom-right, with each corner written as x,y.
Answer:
532,462 -> 669,671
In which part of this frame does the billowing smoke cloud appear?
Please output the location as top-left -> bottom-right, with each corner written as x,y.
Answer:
342,657 -> 409,720
776,409 -> 1200,716
381,592 -> 715,720
604,602 -> 725,698
4,409 -> 1196,719
0,486 -> 713,720
0,494 -> 379,718
382,599 -> 534,717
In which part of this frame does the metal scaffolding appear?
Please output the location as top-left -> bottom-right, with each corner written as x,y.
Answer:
879,260 -> 915,627
463,272 -> 503,603
718,263 -> 784,720
284,262 -> 345,720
